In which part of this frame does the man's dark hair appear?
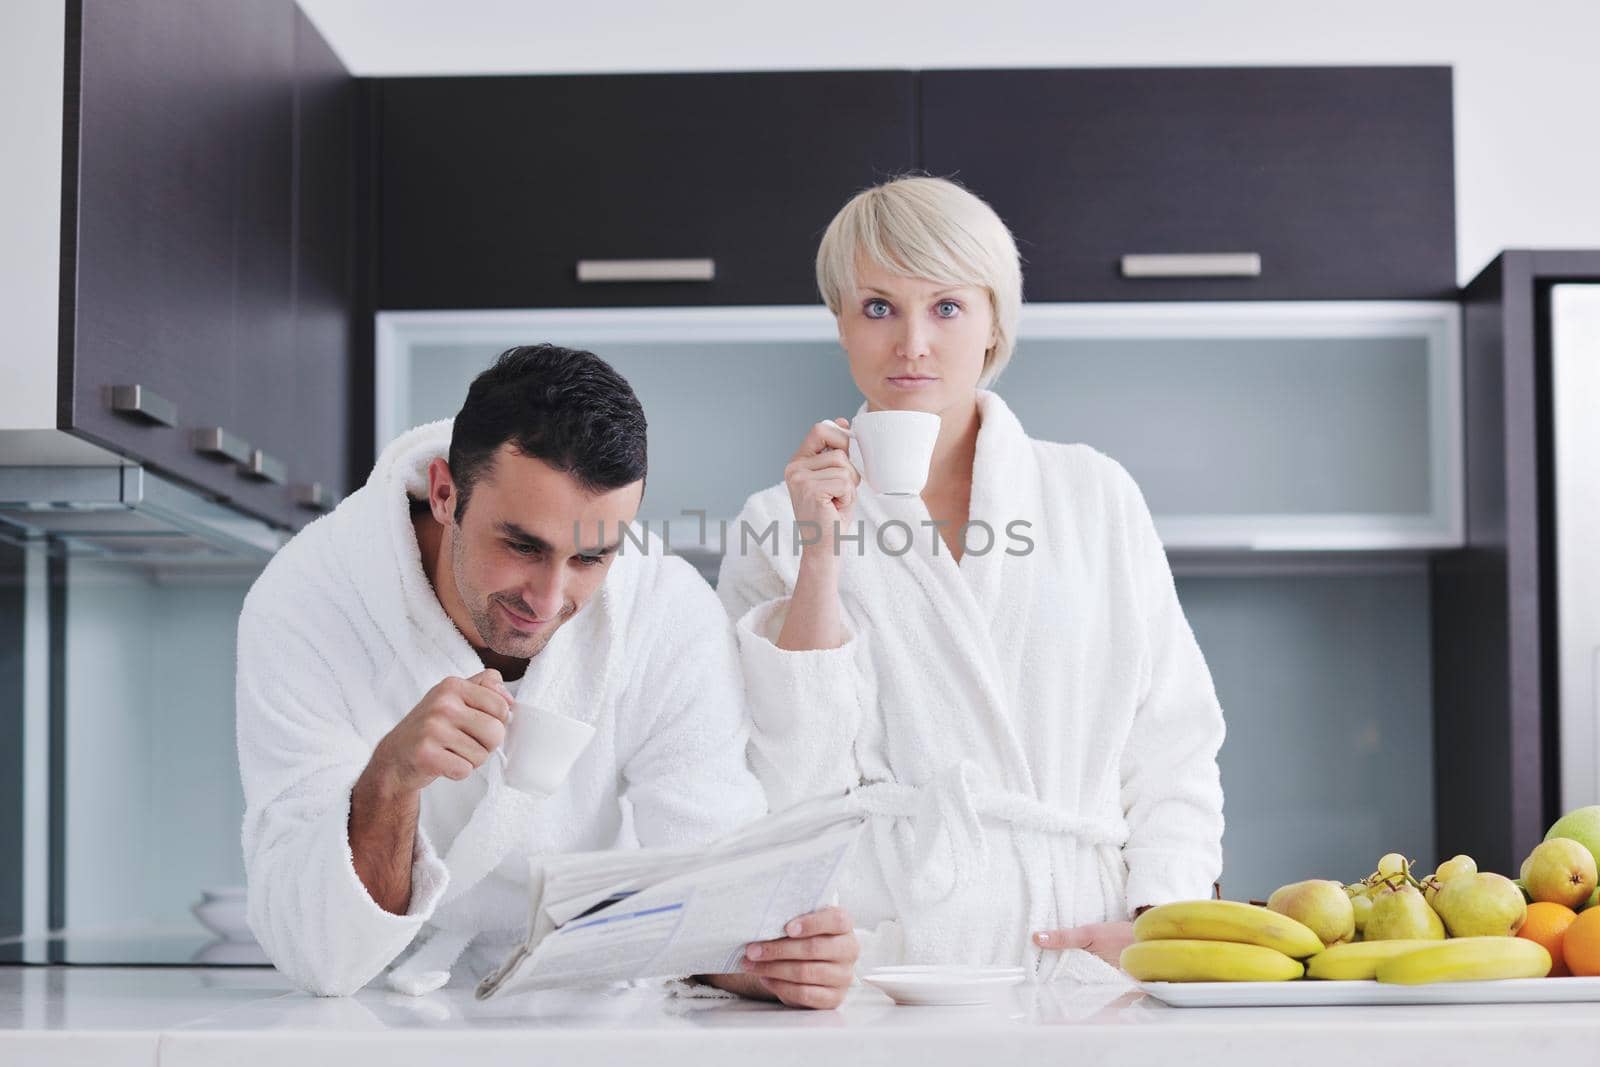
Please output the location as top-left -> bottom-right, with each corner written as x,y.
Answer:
448,344 -> 647,521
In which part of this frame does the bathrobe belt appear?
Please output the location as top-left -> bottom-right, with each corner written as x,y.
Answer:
850,761 -> 1129,908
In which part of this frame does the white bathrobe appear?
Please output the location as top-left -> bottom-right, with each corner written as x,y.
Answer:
237,420 -> 766,996
716,390 -> 1225,983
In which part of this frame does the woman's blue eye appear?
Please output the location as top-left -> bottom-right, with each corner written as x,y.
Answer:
936,300 -> 961,318
864,299 -> 891,319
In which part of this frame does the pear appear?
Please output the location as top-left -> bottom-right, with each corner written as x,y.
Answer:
1432,872 -> 1527,938
1546,807 -> 1600,873
1525,838 -> 1599,908
1267,879 -> 1355,947
1363,883 -> 1446,941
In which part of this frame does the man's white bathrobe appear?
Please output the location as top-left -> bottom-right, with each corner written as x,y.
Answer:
237,420 -> 765,996
716,391 -> 1225,983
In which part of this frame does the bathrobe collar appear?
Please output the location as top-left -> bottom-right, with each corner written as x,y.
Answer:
847,390 -> 1042,797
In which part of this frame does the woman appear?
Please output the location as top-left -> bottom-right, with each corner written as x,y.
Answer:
716,176 -> 1225,982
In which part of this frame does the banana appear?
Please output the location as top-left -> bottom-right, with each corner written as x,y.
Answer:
1374,936 -> 1552,984
1305,939 -> 1442,980
1133,900 -> 1324,958
1121,939 -> 1304,982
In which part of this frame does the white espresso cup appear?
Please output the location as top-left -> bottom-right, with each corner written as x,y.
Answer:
847,410 -> 941,496
498,701 -> 596,798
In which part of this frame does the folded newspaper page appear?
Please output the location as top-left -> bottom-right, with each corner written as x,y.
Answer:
476,795 -> 865,1000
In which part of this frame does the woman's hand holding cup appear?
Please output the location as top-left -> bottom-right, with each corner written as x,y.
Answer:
783,418 -> 861,570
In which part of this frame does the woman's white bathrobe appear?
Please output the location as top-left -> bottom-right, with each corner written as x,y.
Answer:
716,391 -> 1225,982
237,420 -> 766,996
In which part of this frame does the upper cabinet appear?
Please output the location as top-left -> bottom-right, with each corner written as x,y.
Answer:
377,71 -> 917,309
283,6 -> 359,514
60,0 -> 356,529
918,67 -> 1456,302
377,66 -> 1453,312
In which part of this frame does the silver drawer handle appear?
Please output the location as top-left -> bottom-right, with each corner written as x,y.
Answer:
1121,253 -> 1262,279
242,449 -> 287,485
292,482 -> 332,512
576,258 -> 716,284
192,427 -> 252,465
109,384 -> 177,427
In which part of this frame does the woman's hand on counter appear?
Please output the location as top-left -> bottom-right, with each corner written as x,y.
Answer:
1032,920 -> 1135,969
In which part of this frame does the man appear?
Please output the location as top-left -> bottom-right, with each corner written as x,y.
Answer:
237,345 -> 857,1006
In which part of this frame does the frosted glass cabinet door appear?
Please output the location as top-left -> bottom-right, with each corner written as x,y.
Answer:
378,308 -> 859,544
377,301 -> 1461,551
1000,302 -> 1462,550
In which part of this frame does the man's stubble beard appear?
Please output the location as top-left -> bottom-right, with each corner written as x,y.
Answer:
451,532 -> 561,660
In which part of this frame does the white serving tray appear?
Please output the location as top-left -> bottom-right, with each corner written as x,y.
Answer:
1140,976 -> 1600,1008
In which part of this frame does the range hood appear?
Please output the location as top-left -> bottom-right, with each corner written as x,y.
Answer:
0,465 -> 287,563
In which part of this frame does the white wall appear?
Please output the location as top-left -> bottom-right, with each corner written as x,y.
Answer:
0,0 -> 65,428
297,0 -> 1600,284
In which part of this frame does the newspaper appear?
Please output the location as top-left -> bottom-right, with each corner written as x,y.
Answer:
475,795 -> 865,1000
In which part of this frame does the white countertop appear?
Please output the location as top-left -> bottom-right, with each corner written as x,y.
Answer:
5,966 -> 1600,1067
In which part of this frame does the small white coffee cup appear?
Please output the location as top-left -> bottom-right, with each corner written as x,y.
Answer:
846,410 -> 941,496
498,701 -> 596,798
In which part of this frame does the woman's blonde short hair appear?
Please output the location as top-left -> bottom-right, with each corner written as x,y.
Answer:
815,175 -> 1023,387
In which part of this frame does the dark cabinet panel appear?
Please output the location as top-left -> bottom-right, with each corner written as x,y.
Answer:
62,0 -> 353,528
286,7 -> 356,504
919,67 -> 1456,301
225,2 -> 298,497
67,0 -> 246,480
378,71 -> 917,309
1433,251 -> 1600,875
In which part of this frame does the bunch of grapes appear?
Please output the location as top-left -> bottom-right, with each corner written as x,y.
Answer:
1342,852 -> 1477,932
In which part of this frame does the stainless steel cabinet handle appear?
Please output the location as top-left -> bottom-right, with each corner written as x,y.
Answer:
292,483 -> 332,512
242,449 -> 287,485
192,427 -> 252,465
109,384 -> 177,427
576,258 -> 716,284
1121,253 -> 1262,278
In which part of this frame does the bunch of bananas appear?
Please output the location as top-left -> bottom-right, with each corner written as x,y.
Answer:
1121,901 -> 1552,984
1120,901 -> 1319,981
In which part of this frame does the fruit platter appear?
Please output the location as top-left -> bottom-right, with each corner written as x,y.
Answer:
1131,806 -> 1600,1007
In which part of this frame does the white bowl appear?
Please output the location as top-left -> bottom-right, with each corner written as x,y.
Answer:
861,965 -> 1028,1006
199,886 -> 247,902
191,896 -> 253,942
191,938 -> 270,965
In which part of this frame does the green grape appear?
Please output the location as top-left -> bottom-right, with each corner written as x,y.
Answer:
1376,852 -> 1406,878
1351,893 -> 1374,931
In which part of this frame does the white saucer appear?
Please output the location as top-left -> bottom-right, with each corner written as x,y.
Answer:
861,966 -> 1028,1006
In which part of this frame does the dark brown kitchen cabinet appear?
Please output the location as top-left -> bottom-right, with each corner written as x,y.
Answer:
1432,250 -> 1600,877
377,71 -> 917,309
284,6 -> 357,506
60,0 -> 355,529
918,67 -> 1456,302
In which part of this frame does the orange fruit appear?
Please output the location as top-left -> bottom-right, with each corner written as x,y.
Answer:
1558,904 -> 1600,976
1519,901 -> 1579,976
